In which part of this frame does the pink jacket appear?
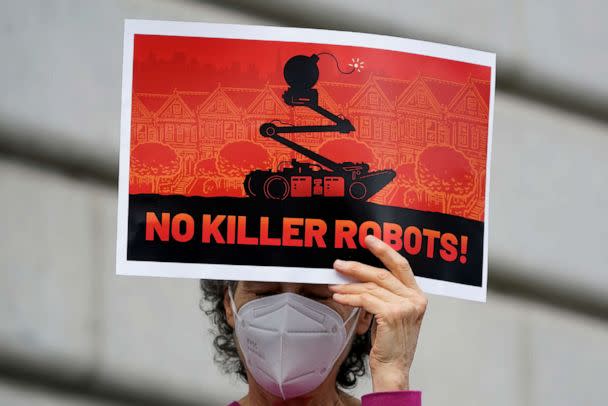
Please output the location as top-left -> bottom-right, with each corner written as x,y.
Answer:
228,391 -> 421,405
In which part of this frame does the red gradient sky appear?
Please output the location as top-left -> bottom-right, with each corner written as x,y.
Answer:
133,34 -> 491,93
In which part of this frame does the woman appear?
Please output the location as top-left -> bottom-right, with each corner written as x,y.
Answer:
200,235 -> 427,405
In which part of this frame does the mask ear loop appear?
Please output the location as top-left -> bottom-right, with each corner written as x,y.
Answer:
344,307 -> 361,341
227,285 -> 239,323
327,306 -> 361,372
228,285 -> 255,379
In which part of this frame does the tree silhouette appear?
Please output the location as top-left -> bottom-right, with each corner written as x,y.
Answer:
396,163 -> 417,189
416,146 -> 474,212
404,190 -> 427,211
195,157 -> 218,176
394,162 -> 418,208
216,141 -> 271,177
318,139 -> 376,164
131,142 -> 180,192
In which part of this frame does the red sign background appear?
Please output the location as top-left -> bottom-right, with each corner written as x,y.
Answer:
129,35 -> 491,221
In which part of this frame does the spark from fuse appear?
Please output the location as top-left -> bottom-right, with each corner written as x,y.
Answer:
348,57 -> 365,72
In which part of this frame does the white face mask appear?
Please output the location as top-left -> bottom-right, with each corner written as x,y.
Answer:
229,288 -> 359,400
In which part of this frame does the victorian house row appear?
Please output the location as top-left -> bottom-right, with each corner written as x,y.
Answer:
131,74 -> 490,217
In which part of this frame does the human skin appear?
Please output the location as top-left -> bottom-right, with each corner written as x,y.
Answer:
223,234 -> 428,406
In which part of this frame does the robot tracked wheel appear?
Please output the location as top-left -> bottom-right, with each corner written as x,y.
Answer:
348,182 -> 367,200
263,175 -> 290,200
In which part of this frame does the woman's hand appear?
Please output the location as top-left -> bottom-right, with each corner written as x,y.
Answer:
330,234 -> 427,392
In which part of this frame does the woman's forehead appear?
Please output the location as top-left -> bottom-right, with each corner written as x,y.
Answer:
239,281 -> 330,293
235,281 -> 353,317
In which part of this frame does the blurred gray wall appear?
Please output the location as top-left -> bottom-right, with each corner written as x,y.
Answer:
1,1 -> 607,405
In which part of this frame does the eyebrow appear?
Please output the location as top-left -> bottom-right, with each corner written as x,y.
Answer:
301,285 -> 332,296
304,284 -> 331,291
242,282 -> 281,290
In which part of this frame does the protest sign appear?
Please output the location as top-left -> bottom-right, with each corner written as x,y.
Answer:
117,19 -> 495,301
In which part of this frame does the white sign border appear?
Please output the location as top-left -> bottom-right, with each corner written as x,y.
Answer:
117,19 -> 496,303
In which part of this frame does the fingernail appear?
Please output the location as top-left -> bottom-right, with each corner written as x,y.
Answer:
334,259 -> 346,270
329,284 -> 341,290
365,234 -> 379,246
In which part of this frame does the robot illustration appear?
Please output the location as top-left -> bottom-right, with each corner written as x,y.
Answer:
244,54 -> 396,201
